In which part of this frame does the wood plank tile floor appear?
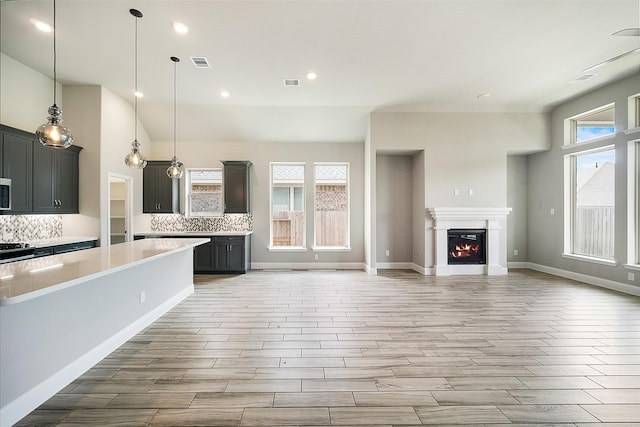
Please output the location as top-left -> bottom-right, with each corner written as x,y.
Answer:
16,269 -> 640,426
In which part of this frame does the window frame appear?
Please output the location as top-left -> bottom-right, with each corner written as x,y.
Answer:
627,139 -> 640,270
269,162 -> 307,251
312,162 -> 351,251
184,167 -> 223,218
565,103 -> 616,146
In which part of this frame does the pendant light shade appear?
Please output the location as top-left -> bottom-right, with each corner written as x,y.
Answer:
36,0 -> 73,149
124,8 -> 147,169
167,56 -> 184,179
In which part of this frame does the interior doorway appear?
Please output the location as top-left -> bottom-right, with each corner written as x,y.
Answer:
108,174 -> 132,245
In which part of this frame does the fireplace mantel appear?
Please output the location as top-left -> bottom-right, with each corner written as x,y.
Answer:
427,207 -> 511,276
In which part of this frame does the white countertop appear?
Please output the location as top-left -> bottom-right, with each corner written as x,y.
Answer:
0,238 -> 209,305
135,231 -> 253,236
26,236 -> 98,248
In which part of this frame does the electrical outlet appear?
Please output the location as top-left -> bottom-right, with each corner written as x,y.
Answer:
314,254 -> 319,261
454,189 -> 460,196
629,272 -> 636,281
550,208 -> 555,215
513,249 -> 519,256
468,189 -> 474,196
139,291 -> 146,304
386,249 -> 390,257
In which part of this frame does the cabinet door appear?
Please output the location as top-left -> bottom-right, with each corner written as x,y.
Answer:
32,143 -> 56,212
55,148 -> 79,213
143,162 -> 180,213
1,131 -> 33,213
227,241 -> 245,271
222,161 -> 251,213
213,240 -> 229,271
194,240 -> 215,273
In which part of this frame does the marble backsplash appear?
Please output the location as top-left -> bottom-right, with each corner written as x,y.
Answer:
150,213 -> 253,233
0,215 -> 63,242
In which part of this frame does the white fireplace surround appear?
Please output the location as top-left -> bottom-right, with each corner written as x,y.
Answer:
428,207 -> 512,276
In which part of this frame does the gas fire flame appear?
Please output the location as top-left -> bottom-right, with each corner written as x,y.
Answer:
450,243 -> 480,258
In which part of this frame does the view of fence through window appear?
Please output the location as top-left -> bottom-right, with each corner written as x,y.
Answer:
314,163 -> 349,248
573,149 -> 615,259
271,164 -> 305,247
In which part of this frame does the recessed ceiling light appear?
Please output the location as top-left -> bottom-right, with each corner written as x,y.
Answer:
220,90 -> 230,98
134,91 -> 144,98
477,93 -> 490,99
30,18 -> 52,33
306,71 -> 317,80
173,22 -> 189,34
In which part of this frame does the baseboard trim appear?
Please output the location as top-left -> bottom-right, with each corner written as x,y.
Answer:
252,262 -> 366,271
522,262 -> 640,297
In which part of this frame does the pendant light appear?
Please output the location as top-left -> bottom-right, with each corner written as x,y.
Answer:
35,0 -> 73,149
124,8 -> 147,169
167,56 -> 184,179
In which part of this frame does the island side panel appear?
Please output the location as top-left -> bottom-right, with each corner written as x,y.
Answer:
0,248 -> 194,426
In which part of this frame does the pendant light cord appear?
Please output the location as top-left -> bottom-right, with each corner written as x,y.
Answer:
134,13 -> 139,142
52,0 -> 57,106
173,59 -> 177,157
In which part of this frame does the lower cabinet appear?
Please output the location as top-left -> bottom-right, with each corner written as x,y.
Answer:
195,235 -> 251,274
33,240 -> 96,258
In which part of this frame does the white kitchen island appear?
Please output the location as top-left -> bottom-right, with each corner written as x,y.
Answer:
0,238 -> 209,426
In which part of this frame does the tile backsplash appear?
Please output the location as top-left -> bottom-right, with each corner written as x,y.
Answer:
150,213 -> 253,233
0,215 -> 62,242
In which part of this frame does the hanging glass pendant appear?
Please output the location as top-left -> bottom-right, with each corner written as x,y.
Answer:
36,105 -> 73,148
166,56 -> 184,179
36,0 -> 73,149
125,8 -> 147,169
124,140 -> 147,169
167,156 -> 184,179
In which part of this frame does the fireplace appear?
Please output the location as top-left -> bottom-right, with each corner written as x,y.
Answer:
448,229 -> 486,265
427,207 -> 511,276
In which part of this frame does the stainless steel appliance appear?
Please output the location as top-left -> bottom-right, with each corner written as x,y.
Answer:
0,243 -> 35,264
0,178 -> 10,210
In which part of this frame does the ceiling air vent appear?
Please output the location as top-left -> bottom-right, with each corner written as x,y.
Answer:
190,57 -> 211,69
283,79 -> 300,87
571,74 -> 596,83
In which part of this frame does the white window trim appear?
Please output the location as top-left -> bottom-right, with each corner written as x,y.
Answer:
563,144 -> 616,260
269,162 -> 306,249
628,139 -> 640,266
563,102 -> 615,146
627,92 -> 640,130
313,162 -> 351,250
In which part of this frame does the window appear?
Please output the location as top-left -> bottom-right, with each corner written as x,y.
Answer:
314,163 -> 349,249
568,104 -> 615,144
271,163 -> 305,248
566,147 -> 615,260
629,93 -> 640,129
185,168 -> 223,217
630,139 -> 640,266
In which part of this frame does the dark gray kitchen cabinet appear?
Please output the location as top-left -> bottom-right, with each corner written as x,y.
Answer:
32,142 -> 82,213
193,239 -> 215,272
193,235 -> 250,273
143,161 -> 180,213
213,236 -> 247,272
222,160 -> 252,213
0,126 -> 33,213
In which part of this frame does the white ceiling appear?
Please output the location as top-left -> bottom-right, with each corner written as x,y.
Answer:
1,0 -> 639,143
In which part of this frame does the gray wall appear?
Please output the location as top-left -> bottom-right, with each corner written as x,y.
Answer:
376,154 -> 414,263
507,155 -> 528,263
527,73 -> 640,289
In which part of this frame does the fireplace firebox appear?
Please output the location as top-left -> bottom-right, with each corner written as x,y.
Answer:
447,229 -> 486,265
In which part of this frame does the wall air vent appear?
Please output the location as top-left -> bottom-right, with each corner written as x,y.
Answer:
190,57 -> 211,68
283,79 -> 300,86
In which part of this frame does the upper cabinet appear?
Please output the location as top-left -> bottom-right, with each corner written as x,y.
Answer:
32,143 -> 82,213
222,160 -> 252,213
143,160 -> 180,213
1,124 -> 82,215
1,126 -> 33,213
